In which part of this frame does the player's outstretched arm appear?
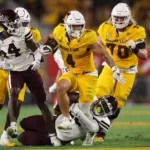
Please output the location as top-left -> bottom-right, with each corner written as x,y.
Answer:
91,35 -> 124,85
92,36 -> 116,68
70,104 -> 99,133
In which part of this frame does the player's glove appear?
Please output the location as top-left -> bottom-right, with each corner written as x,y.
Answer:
31,60 -> 40,71
0,59 -> 14,70
31,50 -> 42,71
126,40 -> 139,54
112,66 -> 124,85
39,45 -> 53,55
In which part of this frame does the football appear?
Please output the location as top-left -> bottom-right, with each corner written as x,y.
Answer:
45,38 -> 58,53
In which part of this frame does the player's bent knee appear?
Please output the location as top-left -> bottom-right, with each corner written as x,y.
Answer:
18,131 -> 40,146
10,88 -> 21,99
56,84 -> 66,93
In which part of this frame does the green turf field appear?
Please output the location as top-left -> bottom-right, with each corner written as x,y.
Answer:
0,104 -> 150,150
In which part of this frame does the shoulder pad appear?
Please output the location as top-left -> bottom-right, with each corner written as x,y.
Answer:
24,27 -> 33,41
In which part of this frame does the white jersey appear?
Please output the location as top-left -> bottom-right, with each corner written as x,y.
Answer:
55,115 -> 86,141
55,111 -> 110,141
0,27 -> 34,71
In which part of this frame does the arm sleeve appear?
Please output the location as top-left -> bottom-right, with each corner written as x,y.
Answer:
54,49 -> 66,69
25,30 -> 33,41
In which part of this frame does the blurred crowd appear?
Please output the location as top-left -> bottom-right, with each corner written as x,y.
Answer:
11,0 -> 150,42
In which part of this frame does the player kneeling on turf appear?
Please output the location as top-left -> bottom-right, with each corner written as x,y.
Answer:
18,95 -> 117,146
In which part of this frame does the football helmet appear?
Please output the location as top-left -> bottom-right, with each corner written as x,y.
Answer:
111,3 -> 131,29
14,7 -> 31,27
64,10 -> 85,39
0,9 -> 21,34
90,95 -> 118,117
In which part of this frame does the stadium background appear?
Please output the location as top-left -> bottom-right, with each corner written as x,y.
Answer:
1,0 -> 150,106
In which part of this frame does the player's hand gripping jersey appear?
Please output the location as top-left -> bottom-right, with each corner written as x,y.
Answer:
53,24 -> 97,74
98,22 -> 146,69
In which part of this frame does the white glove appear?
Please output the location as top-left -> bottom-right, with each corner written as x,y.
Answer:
0,59 -> 14,70
49,83 -> 57,93
31,60 -> 40,71
39,45 -> 53,55
126,40 -> 140,55
126,40 -> 136,50
31,50 -> 42,71
112,66 -> 125,85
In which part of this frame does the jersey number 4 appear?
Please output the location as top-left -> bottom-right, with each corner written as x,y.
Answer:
0,43 -> 21,58
66,54 -> 75,67
106,43 -> 129,59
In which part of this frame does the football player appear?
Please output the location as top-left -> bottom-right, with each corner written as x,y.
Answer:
17,95 -> 117,146
41,10 -> 124,131
49,48 -> 69,94
0,7 -> 42,147
0,9 -> 60,146
95,3 -> 147,142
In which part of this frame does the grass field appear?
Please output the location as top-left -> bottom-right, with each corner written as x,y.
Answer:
0,104 -> 150,150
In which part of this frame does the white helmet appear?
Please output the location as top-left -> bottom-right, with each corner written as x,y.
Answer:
14,7 -> 31,26
111,3 -> 131,29
64,10 -> 85,39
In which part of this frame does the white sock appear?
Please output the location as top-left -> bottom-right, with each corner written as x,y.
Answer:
49,133 -> 57,142
10,122 -> 17,128
1,130 -> 8,137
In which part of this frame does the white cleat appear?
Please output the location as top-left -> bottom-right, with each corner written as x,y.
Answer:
51,137 -> 62,146
6,122 -> 18,138
70,141 -> 74,145
57,117 -> 72,130
82,132 -> 96,146
0,131 -> 16,147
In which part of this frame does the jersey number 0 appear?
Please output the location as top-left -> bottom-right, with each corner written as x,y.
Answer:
106,43 -> 129,59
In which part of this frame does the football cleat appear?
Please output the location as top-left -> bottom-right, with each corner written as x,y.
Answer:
0,132 -> 17,146
51,137 -> 61,146
82,132 -> 96,146
94,136 -> 104,142
6,122 -> 18,138
57,117 -> 72,130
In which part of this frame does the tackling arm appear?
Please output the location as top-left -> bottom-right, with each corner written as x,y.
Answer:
70,104 -> 99,133
92,36 -> 116,68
